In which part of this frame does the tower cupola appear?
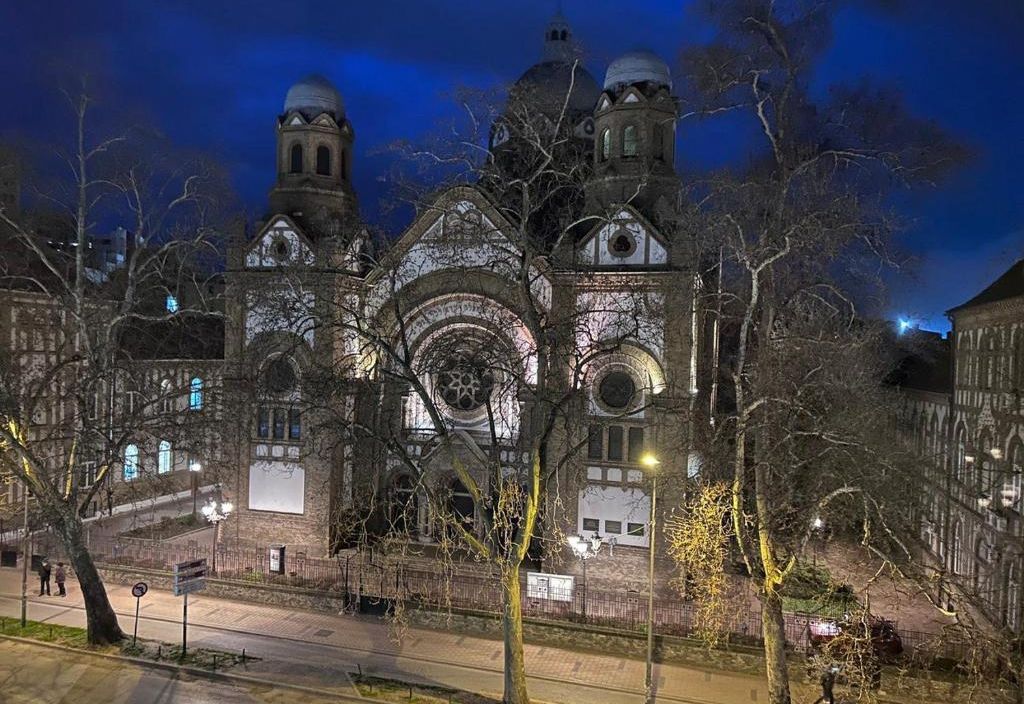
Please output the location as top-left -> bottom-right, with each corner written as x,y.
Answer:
585,49 -> 678,218
269,74 -> 357,237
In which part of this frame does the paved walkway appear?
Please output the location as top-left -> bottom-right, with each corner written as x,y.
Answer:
0,566 -> 951,704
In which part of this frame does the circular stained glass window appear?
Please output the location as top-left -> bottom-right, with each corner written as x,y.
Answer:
438,359 -> 494,412
599,371 -> 635,409
608,229 -> 636,258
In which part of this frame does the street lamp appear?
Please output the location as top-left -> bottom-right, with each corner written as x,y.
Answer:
566,532 -> 602,619
640,452 -> 659,704
811,517 -> 825,567
188,460 -> 202,520
201,498 -> 232,575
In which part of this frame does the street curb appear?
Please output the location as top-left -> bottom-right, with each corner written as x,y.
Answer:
0,633 -> 373,703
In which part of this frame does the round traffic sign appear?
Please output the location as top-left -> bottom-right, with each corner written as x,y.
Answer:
131,582 -> 148,598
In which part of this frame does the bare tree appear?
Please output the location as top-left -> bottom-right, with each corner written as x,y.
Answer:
0,81 -> 232,644
672,2 -> 963,702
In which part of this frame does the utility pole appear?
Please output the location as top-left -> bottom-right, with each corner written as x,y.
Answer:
21,482 -> 29,627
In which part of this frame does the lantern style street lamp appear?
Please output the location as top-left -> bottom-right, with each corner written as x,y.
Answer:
189,460 -> 202,519
640,452 -> 660,704
201,498 -> 233,575
566,532 -> 602,619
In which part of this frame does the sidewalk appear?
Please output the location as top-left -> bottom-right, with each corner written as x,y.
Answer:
0,566 -> 959,704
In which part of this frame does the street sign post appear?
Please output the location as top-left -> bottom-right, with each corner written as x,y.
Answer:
130,581 -> 148,647
173,558 -> 207,656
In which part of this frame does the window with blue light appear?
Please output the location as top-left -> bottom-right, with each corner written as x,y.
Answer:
158,440 -> 172,474
189,377 -> 203,411
124,444 -> 139,481
166,294 -> 179,313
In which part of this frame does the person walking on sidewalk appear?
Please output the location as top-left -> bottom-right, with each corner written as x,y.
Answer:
813,665 -> 837,704
37,559 -> 51,596
54,562 -> 66,597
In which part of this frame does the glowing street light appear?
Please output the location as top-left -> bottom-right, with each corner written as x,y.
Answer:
201,499 -> 233,575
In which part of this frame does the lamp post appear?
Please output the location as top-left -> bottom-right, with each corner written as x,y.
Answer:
811,516 -> 825,567
640,452 -> 659,704
566,532 -> 602,620
188,460 -> 202,520
200,498 -> 232,575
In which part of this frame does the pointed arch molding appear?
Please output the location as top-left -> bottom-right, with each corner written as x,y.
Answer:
579,343 -> 667,398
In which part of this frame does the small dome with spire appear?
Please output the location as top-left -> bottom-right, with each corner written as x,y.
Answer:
283,74 -> 345,121
603,50 -> 672,92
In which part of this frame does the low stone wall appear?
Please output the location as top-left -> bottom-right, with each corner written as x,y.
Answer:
99,566 -> 348,612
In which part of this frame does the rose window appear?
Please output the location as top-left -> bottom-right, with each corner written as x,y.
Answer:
437,360 -> 494,412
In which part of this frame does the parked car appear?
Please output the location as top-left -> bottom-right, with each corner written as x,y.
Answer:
809,615 -> 903,663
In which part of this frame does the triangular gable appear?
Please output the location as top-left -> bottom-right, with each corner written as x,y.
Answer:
618,86 -> 647,105
244,215 -> 316,269
368,186 -> 519,282
597,94 -> 613,112
575,205 -> 669,267
313,114 -> 339,129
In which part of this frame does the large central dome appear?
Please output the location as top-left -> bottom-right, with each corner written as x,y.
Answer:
283,74 -> 345,120
511,61 -> 601,117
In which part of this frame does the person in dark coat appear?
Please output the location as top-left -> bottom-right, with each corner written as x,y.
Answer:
55,562 -> 66,597
813,666 -> 837,704
37,559 -> 51,596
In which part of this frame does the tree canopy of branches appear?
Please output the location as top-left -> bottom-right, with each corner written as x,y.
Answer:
675,2 -> 963,702
0,81 -> 234,644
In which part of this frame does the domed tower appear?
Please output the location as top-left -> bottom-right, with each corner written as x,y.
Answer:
269,74 -> 357,237
491,12 -> 600,153
585,51 -> 678,218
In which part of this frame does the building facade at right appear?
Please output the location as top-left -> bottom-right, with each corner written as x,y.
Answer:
898,260 -> 1024,632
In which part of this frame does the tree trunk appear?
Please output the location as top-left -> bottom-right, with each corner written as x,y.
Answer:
501,568 -> 530,704
56,518 -> 124,645
760,587 -> 791,704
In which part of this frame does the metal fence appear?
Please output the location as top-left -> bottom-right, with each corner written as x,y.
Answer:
73,535 -> 969,661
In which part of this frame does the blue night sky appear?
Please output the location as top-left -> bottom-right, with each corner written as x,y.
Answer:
2,1 -> 1021,331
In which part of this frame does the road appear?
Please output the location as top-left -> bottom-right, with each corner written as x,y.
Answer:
0,639 -> 339,704
0,566 -> 943,704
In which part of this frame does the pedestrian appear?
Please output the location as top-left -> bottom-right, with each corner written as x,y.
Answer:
813,665 -> 837,704
37,559 -> 51,596
55,562 -> 66,597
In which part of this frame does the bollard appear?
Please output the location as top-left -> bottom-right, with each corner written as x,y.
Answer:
408,686 -> 413,700
241,648 -> 246,664
357,663 -> 363,677
212,653 -> 217,671
157,644 -> 162,660
49,626 -> 53,640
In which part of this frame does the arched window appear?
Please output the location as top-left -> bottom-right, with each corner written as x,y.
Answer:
1007,442 -> 1023,513
341,149 -> 348,180
622,125 -> 638,157
980,432 -> 993,492
189,377 -> 203,411
124,444 -> 139,481
550,30 -> 558,40
158,440 -> 172,474
316,145 -> 331,176
1007,559 -> 1021,630
652,123 -> 664,161
599,128 -> 610,161
559,30 -> 567,40
159,379 -> 174,414
951,521 -> 963,574
448,478 -> 475,532
289,144 -> 303,174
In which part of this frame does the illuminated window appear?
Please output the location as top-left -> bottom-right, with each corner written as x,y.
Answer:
622,125 -> 638,157
124,444 -> 139,481
600,129 -> 610,161
158,440 -> 172,474
189,377 -> 203,411
316,145 -> 331,175
159,379 -> 174,414
166,295 -> 179,313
